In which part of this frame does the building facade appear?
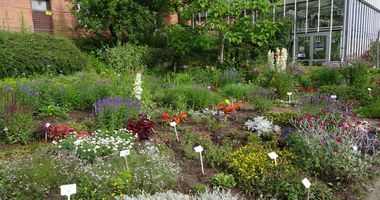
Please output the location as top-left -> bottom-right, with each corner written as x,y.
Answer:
278,0 -> 380,65
0,0 -> 77,36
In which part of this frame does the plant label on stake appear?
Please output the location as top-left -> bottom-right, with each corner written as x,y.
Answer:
330,95 -> 337,100
120,150 -> 130,169
73,140 -> 82,156
60,184 -> 76,200
169,121 -> 179,142
45,123 -> 51,143
287,92 -> 293,103
268,152 -> 279,166
302,178 -> 311,200
194,145 -> 205,175
368,88 -> 372,95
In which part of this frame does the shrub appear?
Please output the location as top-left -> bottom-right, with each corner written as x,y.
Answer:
190,183 -> 209,195
357,98 -> 380,118
310,67 -> 343,87
0,31 -> 87,78
210,173 -> 236,190
270,72 -> 293,99
221,84 -> 255,100
162,85 -> 223,110
226,145 -> 304,198
319,86 -> 370,104
342,58 -> 370,88
100,43 -> 148,73
252,97 -> 273,113
0,113 -> 35,144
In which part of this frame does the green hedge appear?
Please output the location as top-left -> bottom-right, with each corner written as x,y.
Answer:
0,31 -> 87,78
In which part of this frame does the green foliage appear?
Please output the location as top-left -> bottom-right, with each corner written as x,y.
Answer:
264,111 -> 297,126
210,173 -> 236,190
226,145 -> 305,199
253,97 -> 273,113
357,98 -> 380,118
310,67 -> 343,87
190,183 -> 209,195
270,72 -> 293,99
0,113 -> 35,144
69,0 -> 171,42
161,85 -> 223,110
342,58 -> 370,88
100,43 -> 148,73
0,31 -> 87,78
319,86 -> 370,105
221,83 -> 255,100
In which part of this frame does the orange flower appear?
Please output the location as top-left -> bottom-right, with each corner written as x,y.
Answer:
173,118 -> 180,125
224,106 -> 236,114
236,102 -> 243,110
179,112 -> 187,120
217,103 -> 225,110
161,112 -> 171,122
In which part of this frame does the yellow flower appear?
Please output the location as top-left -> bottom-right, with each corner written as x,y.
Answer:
225,99 -> 231,105
112,193 -> 116,197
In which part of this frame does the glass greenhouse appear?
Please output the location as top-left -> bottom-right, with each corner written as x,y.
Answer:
278,0 -> 380,65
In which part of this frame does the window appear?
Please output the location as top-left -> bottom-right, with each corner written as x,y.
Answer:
31,0 -> 48,11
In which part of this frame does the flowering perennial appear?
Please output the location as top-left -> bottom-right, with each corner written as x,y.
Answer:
133,73 -> 143,100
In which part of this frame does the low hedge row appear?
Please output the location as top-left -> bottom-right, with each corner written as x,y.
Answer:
0,31 -> 87,78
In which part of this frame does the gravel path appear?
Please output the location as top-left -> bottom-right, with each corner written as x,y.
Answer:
365,178 -> 380,200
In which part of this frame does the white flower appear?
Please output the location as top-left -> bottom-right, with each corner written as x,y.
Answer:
52,141 -> 57,145
133,73 -> 143,100
3,127 -> 8,132
274,125 -> 281,133
74,140 -> 82,146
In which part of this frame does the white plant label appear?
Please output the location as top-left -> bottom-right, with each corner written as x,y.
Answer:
268,152 -> 279,166
194,145 -> 204,153
120,150 -> 130,169
194,145 -> 205,174
331,95 -> 337,99
45,123 -> 51,128
352,145 -> 358,151
302,178 -> 311,189
60,184 -> 76,200
169,122 -> 177,127
287,92 -> 293,96
368,88 -> 372,91
120,150 -> 130,157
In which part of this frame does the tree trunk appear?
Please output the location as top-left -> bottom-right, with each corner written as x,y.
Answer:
219,31 -> 225,64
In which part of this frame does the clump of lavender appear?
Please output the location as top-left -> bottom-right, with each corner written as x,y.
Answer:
94,96 -> 141,130
222,68 -> 238,84
287,63 -> 305,76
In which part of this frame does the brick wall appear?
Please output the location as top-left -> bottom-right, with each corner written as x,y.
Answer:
0,0 -> 77,36
0,0 -> 34,31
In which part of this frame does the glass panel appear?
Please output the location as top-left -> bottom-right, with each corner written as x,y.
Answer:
331,31 -> 342,61
319,0 -> 332,30
297,36 -> 311,60
31,0 -> 48,11
308,1 -> 320,30
296,2 -> 307,32
313,35 -> 327,59
333,0 -> 345,27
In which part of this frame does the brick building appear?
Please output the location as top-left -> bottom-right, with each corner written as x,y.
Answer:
0,0 -> 77,36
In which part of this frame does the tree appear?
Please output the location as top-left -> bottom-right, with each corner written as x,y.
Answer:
181,0 -> 285,64
68,0 -> 172,42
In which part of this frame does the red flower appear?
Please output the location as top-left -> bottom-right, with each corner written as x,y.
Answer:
336,137 -> 344,143
377,123 -> 380,127
173,118 -> 180,125
178,112 -> 187,120
161,112 -> 171,122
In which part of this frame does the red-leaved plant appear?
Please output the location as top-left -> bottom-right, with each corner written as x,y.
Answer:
47,124 -> 91,140
126,114 -> 154,141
